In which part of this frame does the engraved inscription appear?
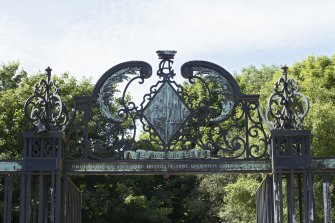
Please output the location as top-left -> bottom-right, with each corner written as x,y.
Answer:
67,160 -> 271,173
123,149 -> 211,160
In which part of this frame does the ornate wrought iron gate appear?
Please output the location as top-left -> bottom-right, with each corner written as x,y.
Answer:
0,50 -> 334,222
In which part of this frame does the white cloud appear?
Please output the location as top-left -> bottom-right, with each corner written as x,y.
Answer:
0,0 -> 335,81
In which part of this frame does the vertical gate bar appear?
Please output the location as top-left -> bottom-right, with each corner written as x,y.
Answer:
20,137 -> 29,223
287,172 -> 296,223
55,175 -> 61,223
307,170 -> 315,222
75,187 -> 77,223
291,172 -> 295,223
70,182 -> 73,223
32,176 -> 38,223
322,175 -> 332,223
67,181 -> 74,222
38,174 -> 46,223
71,181 -> 73,223
303,170 -> 309,222
71,183 -> 74,223
287,173 -> 291,222
279,172 -> 284,223
25,173 -> 32,223
244,101 -> 250,159
20,174 -> 26,223
273,172 -> 279,223
50,174 -> 55,223
63,177 -> 68,223
75,185 -> 78,223
69,181 -> 71,223
297,174 -> 303,223
76,186 -> 79,223
270,177 -> 274,223
4,175 -> 13,223
42,175 -> 49,223
83,106 -> 90,160
80,189 -> 82,223
257,179 -> 261,223
67,179 -> 70,223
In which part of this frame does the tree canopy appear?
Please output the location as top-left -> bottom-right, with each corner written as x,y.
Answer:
0,53 -> 335,222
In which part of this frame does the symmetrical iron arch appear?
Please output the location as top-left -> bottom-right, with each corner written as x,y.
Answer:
66,50 -> 270,161
1,49 -> 334,223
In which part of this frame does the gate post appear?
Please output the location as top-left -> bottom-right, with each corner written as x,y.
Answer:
3,175 -> 13,223
21,67 -> 68,223
265,66 -> 313,223
20,132 -> 64,223
271,130 -> 314,223
322,175 -> 332,223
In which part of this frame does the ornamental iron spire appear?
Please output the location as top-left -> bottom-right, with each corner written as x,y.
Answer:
24,67 -> 68,133
265,66 -> 309,130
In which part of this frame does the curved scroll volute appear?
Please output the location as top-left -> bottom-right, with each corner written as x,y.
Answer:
181,61 -> 242,122
92,61 -> 152,122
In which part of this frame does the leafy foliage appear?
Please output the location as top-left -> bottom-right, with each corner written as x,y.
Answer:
0,61 -> 27,92
1,53 -> 335,222
0,64 -> 92,159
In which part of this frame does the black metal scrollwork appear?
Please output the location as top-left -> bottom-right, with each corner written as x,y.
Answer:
24,67 -> 68,133
266,66 -> 309,130
67,51 -> 270,160
81,61 -> 153,159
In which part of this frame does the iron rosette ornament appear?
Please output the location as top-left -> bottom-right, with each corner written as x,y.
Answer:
266,66 -> 309,130
24,67 -> 68,133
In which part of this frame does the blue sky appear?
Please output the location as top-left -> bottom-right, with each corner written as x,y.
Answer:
1,0 -> 335,82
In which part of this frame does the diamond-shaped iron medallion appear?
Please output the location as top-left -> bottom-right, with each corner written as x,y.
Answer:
143,82 -> 190,145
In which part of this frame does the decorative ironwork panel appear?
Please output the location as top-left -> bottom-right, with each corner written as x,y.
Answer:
67,50 -> 270,160
266,66 -> 309,130
24,67 -> 68,133
143,82 -> 190,145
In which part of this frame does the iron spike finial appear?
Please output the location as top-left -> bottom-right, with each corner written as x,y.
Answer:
45,66 -> 52,81
281,65 -> 288,81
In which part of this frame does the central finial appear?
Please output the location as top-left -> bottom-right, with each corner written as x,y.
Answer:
281,65 -> 288,81
156,50 -> 177,79
156,50 -> 177,60
45,66 -> 52,82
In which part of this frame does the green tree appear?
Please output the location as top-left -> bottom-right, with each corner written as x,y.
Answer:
1,53 -> 335,222
0,64 -> 92,159
0,61 -> 27,92
234,55 -> 335,222
219,175 -> 262,223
